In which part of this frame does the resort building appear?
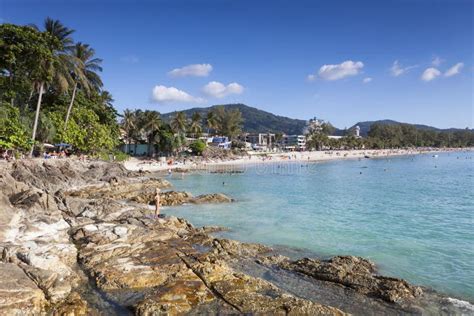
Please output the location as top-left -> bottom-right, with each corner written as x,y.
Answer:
279,135 -> 306,151
240,133 -> 275,150
208,136 -> 232,149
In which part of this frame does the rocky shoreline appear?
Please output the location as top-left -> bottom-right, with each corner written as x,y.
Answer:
0,160 -> 471,315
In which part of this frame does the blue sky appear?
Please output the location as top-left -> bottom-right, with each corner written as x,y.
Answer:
2,0 -> 473,128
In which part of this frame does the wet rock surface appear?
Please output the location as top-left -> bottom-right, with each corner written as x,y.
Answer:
0,160 -> 472,315
279,256 -> 423,304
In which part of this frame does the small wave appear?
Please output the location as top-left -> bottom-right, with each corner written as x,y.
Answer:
447,297 -> 474,311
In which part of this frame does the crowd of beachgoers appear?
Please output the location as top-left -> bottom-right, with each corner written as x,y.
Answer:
123,147 -> 471,172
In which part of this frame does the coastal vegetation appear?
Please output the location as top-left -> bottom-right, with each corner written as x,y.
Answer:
120,106 -> 243,156
0,19 -> 119,155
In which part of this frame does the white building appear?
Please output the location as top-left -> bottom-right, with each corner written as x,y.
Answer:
279,135 -> 306,151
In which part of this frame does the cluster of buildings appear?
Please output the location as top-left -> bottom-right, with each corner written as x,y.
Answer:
237,133 -> 306,151
121,117 -> 361,155
206,134 -> 306,151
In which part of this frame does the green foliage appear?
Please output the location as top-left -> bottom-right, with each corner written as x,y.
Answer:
0,24 -> 55,105
93,150 -> 129,162
51,101 -> 118,153
208,106 -> 243,139
306,132 -> 329,150
0,103 -> 31,150
366,123 -> 474,149
0,20 -> 121,154
188,112 -> 202,138
189,139 -> 206,155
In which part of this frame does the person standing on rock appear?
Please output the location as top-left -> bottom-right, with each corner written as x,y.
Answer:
154,188 -> 161,217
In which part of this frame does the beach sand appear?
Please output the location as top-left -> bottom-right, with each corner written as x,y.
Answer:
122,148 -> 464,172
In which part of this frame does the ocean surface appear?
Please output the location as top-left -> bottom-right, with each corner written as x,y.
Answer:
164,152 -> 474,300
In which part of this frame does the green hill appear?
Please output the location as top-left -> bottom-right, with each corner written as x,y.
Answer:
161,104 -> 307,135
162,104 -> 470,136
343,120 -> 470,137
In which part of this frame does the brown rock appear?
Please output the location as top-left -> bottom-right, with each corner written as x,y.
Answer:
190,193 -> 233,204
279,256 -> 423,303
0,263 -> 47,314
51,292 -> 88,316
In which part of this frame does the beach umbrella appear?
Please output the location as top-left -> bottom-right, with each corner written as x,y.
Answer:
43,143 -> 55,148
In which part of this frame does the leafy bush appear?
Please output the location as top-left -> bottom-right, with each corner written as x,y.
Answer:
0,103 -> 31,151
93,150 -> 130,162
189,140 -> 206,155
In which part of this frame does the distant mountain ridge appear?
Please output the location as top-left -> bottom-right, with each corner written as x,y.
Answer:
343,120 -> 471,137
161,104 -> 469,136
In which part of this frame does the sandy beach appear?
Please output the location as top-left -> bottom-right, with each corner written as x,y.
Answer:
122,148 -> 468,172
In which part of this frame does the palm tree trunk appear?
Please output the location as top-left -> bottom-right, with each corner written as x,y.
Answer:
30,82 -> 44,157
64,82 -> 77,132
147,138 -> 151,157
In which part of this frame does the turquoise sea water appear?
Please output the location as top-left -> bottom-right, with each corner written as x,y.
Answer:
164,152 -> 474,300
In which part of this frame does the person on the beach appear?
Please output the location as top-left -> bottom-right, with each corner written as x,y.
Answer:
154,188 -> 161,216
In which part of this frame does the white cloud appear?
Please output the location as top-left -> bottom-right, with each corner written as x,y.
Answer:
432,56 -> 444,66
168,64 -> 213,77
444,62 -> 464,77
307,74 -> 316,81
120,55 -> 139,63
202,81 -> 244,98
421,67 -> 441,82
363,77 -> 372,83
317,60 -> 364,81
151,85 -> 204,103
390,60 -> 417,77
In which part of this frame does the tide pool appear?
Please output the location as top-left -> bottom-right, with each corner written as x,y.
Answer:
164,152 -> 474,300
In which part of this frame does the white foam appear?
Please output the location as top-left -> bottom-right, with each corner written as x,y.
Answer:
447,297 -> 474,311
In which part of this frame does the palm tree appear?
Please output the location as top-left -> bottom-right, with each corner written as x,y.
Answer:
171,111 -> 187,135
221,108 -> 243,139
142,110 -> 161,156
189,112 -> 202,138
99,90 -> 114,108
121,109 -> 136,154
206,110 -> 218,135
132,109 -> 144,154
29,18 -> 75,156
39,17 -> 76,93
64,42 -> 103,132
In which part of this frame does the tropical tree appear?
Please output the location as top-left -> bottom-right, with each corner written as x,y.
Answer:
36,17 -> 76,94
206,110 -> 218,135
217,107 -> 243,139
0,103 -> 31,151
121,109 -> 136,154
171,111 -> 187,135
127,109 -> 144,154
64,42 -> 103,133
189,112 -> 202,138
29,18 -> 75,156
142,110 -> 161,156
